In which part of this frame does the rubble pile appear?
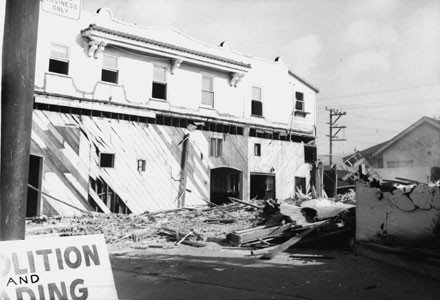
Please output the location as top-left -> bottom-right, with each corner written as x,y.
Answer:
26,193 -> 356,257
26,202 -> 260,249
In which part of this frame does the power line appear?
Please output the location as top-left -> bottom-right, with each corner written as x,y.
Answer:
317,96 -> 439,111
319,82 -> 440,100
326,107 -> 346,166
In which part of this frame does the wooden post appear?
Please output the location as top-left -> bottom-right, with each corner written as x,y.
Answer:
315,161 -> 323,197
177,133 -> 190,207
0,0 -> 40,240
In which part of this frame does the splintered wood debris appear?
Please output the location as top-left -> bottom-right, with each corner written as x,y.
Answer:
25,202 -> 260,249
26,195 -> 356,256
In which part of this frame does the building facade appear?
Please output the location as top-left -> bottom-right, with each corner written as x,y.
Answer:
343,117 -> 440,183
28,6 -> 319,216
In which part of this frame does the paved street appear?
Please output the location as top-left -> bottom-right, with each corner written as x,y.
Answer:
110,247 -> 440,300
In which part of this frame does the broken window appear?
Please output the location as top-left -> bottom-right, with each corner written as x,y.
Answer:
100,153 -> 115,168
49,43 -> 69,75
251,86 -> 263,116
101,54 -> 119,84
202,75 -> 214,107
152,66 -> 167,100
254,143 -> 261,156
295,92 -> 304,111
210,137 -> 223,157
137,159 -> 146,172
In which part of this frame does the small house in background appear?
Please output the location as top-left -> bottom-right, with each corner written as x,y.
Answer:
343,116 -> 440,183
26,5 -> 319,217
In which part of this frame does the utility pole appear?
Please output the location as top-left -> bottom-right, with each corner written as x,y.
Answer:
326,107 -> 347,166
0,0 -> 40,240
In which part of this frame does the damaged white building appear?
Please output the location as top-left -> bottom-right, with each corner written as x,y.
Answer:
27,5 -> 319,216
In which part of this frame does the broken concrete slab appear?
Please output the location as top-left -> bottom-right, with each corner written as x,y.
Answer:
410,185 -> 433,210
389,190 -> 416,212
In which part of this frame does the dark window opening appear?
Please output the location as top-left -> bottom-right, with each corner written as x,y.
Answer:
250,174 -> 275,200
100,153 -> 115,168
295,92 -> 304,111
210,168 -> 242,205
27,155 -> 43,217
254,143 -> 261,156
49,44 -> 69,75
251,100 -> 263,116
152,82 -> 167,100
101,69 -> 118,84
49,59 -> 69,75
304,146 -> 317,163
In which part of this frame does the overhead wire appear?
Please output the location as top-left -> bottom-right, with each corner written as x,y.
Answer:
318,81 -> 440,101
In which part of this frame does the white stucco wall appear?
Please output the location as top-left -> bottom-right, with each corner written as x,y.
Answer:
356,182 -> 440,246
34,6 -> 317,134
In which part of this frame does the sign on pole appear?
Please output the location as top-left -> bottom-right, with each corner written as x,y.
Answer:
0,234 -> 118,300
41,0 -> 81,20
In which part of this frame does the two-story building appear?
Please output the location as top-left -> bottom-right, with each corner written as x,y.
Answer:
27,5 -> 319,216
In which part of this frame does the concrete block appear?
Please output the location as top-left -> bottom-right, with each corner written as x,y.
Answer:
409,185 -> 433,210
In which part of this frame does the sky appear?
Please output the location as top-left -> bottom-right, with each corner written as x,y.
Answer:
83,0 -> 440,160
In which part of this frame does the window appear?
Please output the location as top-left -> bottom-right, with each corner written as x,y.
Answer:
387,160 -> 413,168
101,54 -> 119,84
152,66 -> 167,100
137,159 -> 146,172
254,143 -> 261,156
304,145 -> 317,163
100,153 -> 115,168
210,138 -> 223,157
49,43 -> 69,75
202,75 -> 214,107
295,92 -> 304,111
251,86 -> 263,116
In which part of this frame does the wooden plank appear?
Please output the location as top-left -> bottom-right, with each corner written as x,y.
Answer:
88,188 -> 111,214
227,223 -> 294,246
228,197 -> 261,209
259,221 -> 326,260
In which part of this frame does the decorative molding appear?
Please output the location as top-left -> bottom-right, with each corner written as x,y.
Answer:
170,58 -> 183,75
87,39 -> 107,59
229,72 -> 244,87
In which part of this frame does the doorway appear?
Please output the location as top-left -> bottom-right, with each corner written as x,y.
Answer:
250,173 -> 275,200
27,155 -> 43,217
210,167 -> 242,205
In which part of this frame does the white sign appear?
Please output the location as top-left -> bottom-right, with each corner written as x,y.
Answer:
0,234 -> 118,300
42,0 -> 81,20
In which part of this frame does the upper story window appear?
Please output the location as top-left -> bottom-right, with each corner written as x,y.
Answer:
201,75 -> 214,107
254,143 -> 261,156
210,137 -> 223,157
152,66 -> 167,100
295,92 -> 305,111
49,43 -> 69,75
100,153 -> 115,168
251,86 -> 263,116
101,55 -> 119,84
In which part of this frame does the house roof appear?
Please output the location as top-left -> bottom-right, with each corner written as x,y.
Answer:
81,24 -> 252,69
288,70 -> 320,93
368,116 -> 440,157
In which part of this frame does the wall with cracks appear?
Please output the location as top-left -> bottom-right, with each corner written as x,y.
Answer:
356,182 -> 440,246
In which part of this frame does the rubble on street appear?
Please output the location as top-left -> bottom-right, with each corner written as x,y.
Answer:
26,193 -> 357,257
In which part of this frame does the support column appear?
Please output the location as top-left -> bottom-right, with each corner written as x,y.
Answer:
0,0 -> 40,240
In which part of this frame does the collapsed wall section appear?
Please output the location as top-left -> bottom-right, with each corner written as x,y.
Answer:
356,182 -> 440,246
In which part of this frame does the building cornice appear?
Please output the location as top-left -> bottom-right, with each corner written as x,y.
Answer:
81,24 -> 251,74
